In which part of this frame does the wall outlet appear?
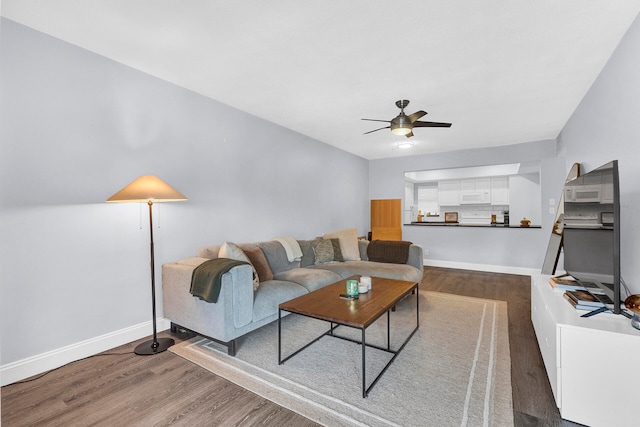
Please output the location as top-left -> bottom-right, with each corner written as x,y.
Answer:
424,249 -> 430,256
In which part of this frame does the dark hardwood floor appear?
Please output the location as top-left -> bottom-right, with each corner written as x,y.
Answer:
2,267 -> 579,426
1,328 -> 318,427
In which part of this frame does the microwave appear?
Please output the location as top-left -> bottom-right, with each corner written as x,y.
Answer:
564,185 -> 601,203
459,190 -> 490,204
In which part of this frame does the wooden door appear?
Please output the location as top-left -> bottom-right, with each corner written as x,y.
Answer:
370,199 -> 402,241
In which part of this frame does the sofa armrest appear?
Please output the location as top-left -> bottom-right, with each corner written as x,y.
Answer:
358,239 -> 369,261
162,258 -> 254,342
407,244 -> 424,271
358,240 -> 423,271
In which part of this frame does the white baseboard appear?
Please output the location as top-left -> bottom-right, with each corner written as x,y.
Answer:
0,318 -> 171,387
424,258 -> 539,276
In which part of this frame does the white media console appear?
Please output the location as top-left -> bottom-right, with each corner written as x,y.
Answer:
531,274 -> 640,427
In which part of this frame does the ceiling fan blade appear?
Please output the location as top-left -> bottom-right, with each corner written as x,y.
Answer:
408,110 -> 427,123
363,125 -> 390,135
413,121 -> 452,128
361,118 -> 391,123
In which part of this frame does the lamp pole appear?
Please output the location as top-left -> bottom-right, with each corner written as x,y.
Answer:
134,200 -> 174,355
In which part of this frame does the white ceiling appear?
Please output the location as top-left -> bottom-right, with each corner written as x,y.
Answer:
3,1 -> 640,160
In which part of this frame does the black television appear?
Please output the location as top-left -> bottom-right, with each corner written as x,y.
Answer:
562,160 -> 622,314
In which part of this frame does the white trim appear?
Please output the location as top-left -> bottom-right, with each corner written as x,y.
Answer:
424,258 -> 538,276
0,318 -> 170,387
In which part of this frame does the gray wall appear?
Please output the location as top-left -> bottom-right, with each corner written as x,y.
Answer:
370,140 -> 567,270
0,19 -> 369,365
509,173 -> 542,226
559,12 -> 640,295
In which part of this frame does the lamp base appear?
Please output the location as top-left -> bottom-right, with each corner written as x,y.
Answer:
134,337 -> 175,355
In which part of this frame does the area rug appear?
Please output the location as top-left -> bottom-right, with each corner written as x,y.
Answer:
170,291 -> 513,427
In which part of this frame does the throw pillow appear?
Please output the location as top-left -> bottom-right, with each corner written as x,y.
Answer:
328,238 -> 344,262
242,247 -> 274,282
366,240 -> 413,264
313,239 -> 335,264
219,242 -> 260,291
323,228 -> 361,261
297,239 -> 317,267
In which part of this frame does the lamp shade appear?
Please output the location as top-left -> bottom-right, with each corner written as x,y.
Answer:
106,176 -> 187,203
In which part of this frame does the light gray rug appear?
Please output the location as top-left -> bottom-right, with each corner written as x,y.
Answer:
170,291 -> 513,427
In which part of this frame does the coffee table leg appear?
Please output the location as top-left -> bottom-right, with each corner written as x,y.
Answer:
416,284 -> 419,328
387,310 -> 391,351
362,328 -> 366,398
278,309 -> 282,365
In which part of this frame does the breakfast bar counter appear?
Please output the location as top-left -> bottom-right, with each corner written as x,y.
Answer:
406,222 -> 541,228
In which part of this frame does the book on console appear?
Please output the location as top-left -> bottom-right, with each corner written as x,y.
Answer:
548,276 -> 604,292
565,290 -> 613,307
563,293 -> 604,311
549,275 -> 585,291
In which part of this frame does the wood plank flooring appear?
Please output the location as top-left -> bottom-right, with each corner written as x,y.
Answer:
2,267 -> 579,426
1,329 -> 318,427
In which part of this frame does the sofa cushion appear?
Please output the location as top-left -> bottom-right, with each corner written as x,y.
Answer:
252,280 -> 308,322
176,257 -> 209,267
297,239 -> 319,267
219,242 -> 260,291
323,228 -> 361,261
313,239 -> 335,264
242,247 -> 274,282
310,260 -> 423,283
259,241 -> 300,274
274,268 -> 342,293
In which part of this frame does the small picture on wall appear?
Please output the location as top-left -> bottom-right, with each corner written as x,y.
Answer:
444,212 -> 459,223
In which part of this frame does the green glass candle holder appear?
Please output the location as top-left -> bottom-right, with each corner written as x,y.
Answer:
346,279 -> 359,297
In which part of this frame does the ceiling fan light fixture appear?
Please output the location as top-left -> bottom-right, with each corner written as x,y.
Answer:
362,99 -> 451,138
390,114 -> 412,135
391,126 -> 412,136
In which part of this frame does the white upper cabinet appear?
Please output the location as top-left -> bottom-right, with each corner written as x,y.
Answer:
491,177 -> 509,205
438,180 -> 460,206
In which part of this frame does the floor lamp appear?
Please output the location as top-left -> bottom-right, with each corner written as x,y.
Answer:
107,176 -> 187,355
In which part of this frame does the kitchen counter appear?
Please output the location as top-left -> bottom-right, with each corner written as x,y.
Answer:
406,222 -> 541,228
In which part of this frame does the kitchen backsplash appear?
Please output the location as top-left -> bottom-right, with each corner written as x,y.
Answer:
421,204 -> 510,224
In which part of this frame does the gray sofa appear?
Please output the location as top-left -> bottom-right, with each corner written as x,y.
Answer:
162,239 -> 423,355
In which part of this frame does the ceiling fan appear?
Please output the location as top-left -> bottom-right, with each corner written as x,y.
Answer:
362,100 -> 452,138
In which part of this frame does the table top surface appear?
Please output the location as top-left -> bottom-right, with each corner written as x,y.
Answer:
279,276 -> 418,328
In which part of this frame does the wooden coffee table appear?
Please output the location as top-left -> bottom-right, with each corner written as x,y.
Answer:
278,276 -> 419,398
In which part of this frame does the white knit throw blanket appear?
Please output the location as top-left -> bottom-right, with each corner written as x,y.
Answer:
272,237 -> 303,262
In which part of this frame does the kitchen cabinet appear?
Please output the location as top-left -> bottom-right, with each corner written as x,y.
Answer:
460,179 -> 476,191
437,180 -> 460,206
490,177 -> 509,205
436,177 -> 510,207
